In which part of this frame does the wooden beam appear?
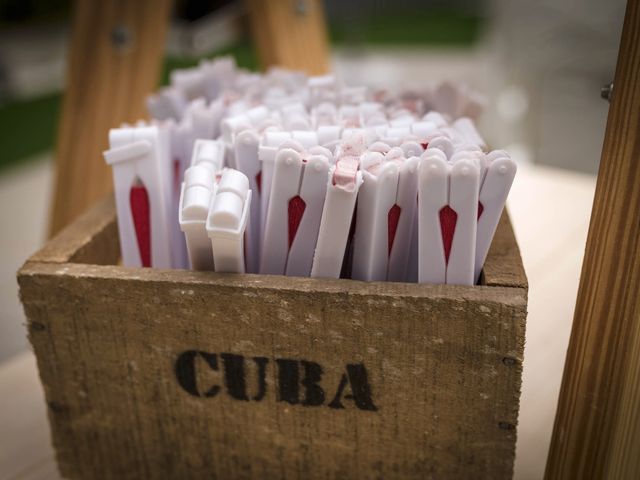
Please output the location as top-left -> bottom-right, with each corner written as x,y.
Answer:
49,0 -> 173,236
545,1 -> 640,477
245,0 -> 330,75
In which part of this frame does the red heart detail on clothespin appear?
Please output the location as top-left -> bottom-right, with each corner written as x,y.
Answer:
439,205 -> 458,265
255,171 -> 262,195
130,178 -> 151,267
288,195 -> 306,249
387,204 -> 401,256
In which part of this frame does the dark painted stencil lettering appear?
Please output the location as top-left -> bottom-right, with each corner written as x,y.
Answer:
328,363 -> 378,411
174,350 -> 220,398
253,356 -> 269,401
221,353 -> 249,401
276,359 -> 326,406
277,359 -> 300,404
300,361 -> 325,406
175,351 -> 377,412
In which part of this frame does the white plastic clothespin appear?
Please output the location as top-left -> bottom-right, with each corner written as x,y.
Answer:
312,102 -> 338,127
258,130 -> 319,246
400,140 -> 424,159
151,120 -> 189,269
104,126 -> 173,268
171,116 -> 198,180
261,144 -> 331,276
378,126 -> 410,146
281,102 -> 311,131
453,117 -> 487,151
316,125 -> 342,150
368,141 -> 391,154
387,155 -> 420,282
418,147 -> 480,285
221,106 -> 270,145
410,121 -> 438,148
199,56 -> 237,101
405,206 -> 420,283
427,135 -> 455,159
258,131 -> 293,244
170,127 -> 209,268
147,86 -> 187,121
233,129 -> 262,273
389,113 -> 415,128
179,165 -> 217,270
422,111 -> 448,127
311,135 -> 365,279
190,138 -> 225,170
474,150 -> 517,283
178,140 -> 226,270
220,105 -> 269,168
308,74 -> 337,105
341,127 -> 378,146
341,85 -> 368,105
339,105 -> 361,128
359,102 -> 384,124
186,97 -> 225,141
170,67 -> 207,101
351,151 -> 400,281
206,169 -> 252,273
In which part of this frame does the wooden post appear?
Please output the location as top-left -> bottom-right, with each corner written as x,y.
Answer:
245,0 -> 330,75
545,1 -> 640,478
49,0 -> 173,235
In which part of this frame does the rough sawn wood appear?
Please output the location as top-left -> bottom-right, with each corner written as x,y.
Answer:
18,196 -> 527,480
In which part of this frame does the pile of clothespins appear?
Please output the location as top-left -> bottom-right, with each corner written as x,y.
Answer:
103,56 -> 516,286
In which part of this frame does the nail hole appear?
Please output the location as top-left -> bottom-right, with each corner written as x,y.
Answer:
502,357 -> 517,367
294,0 -> 308,16
111,24 -> 134,52
30,321 -> 46,332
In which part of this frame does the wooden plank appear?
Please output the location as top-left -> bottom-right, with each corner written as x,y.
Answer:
545,1 -> 640,478
31,196 -> 119,265
482,209 -> 528,290
49,0 -> 173,236
19,259 -> 525,479
246,0 -> 330,75
19,189 -> 527,479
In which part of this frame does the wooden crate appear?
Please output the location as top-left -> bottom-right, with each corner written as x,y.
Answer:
18,195 -> 527,479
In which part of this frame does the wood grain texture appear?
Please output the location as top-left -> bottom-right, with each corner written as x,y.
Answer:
246,0 -> 330,75
482,209 -> 528,290
19,196 -> 527,479
545,1 -> 640,478
49,0 -> 172,236
32,196 -> 118,265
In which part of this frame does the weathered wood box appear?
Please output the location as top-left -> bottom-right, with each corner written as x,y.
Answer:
18,195 -> 527,480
